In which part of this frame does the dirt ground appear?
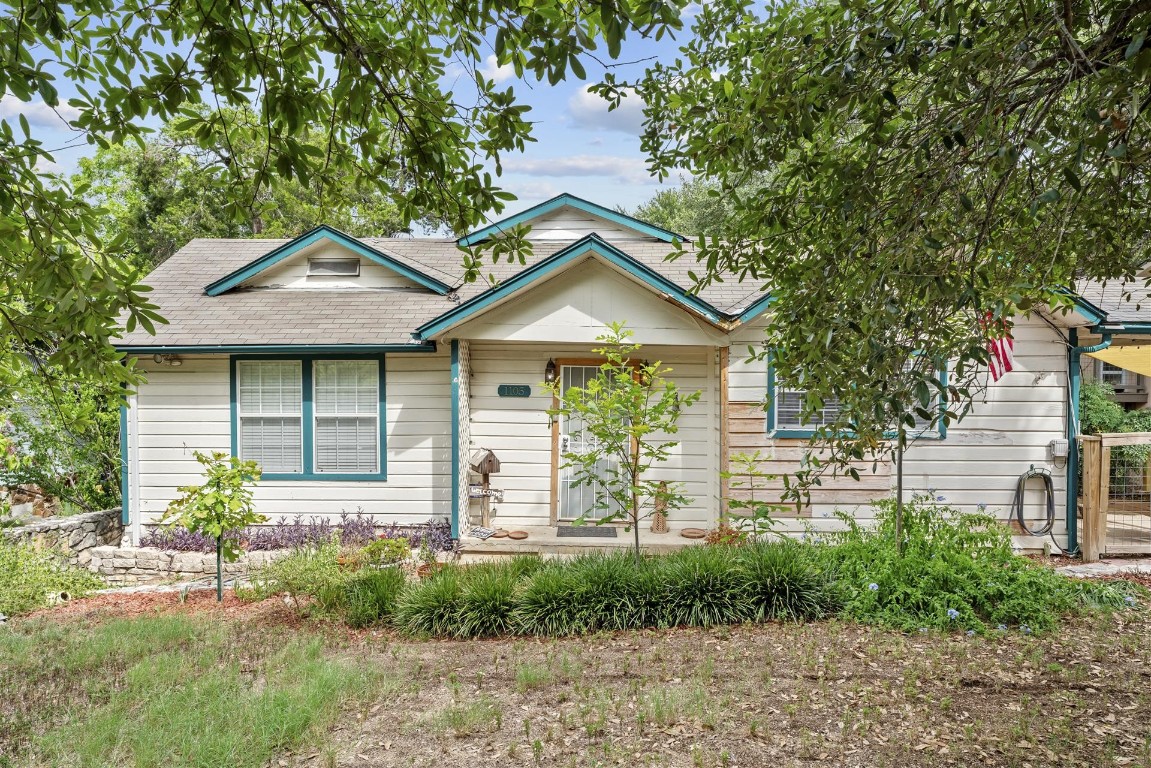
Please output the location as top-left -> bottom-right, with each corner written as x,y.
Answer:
20,586 -> 1150,768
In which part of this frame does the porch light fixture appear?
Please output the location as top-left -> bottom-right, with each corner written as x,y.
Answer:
544,358 -> 557,384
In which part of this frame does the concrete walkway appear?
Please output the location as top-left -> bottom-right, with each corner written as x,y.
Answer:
1058,557 -> 1151,578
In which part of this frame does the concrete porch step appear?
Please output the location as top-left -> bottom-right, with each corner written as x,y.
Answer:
457,524 -> 705,562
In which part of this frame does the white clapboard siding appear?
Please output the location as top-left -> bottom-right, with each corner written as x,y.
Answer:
131,352 -> 453,530
242,242 -> 424,290
455,259 -> 727,346
722,315 -> 1071,541
466,342 -> 720,527
525,208 -> 661,242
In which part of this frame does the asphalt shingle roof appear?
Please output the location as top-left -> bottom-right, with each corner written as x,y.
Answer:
116,233 -> 769,348
1075,277 -> 1151,325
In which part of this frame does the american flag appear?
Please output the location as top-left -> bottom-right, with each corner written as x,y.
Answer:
984,313 -> 1015,381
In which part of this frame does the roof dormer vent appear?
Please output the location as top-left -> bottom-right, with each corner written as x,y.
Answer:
308,258 -> 360,277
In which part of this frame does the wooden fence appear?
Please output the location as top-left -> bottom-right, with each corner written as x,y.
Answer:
1079,433 -> 1151,561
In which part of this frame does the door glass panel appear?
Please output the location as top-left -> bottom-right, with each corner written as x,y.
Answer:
558,365 -> 624,521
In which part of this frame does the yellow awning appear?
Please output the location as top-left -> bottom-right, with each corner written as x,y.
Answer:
1086,346 -> 1151,377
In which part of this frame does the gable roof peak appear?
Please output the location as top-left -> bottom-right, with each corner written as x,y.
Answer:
202,224 -> 454,296
457,192 -> 683,247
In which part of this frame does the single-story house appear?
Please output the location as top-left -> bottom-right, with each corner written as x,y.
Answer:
114,193 -> 1148,554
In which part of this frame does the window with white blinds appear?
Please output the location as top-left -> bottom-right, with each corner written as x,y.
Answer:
237,361 -> 303,472
313,360 -> 379,473
773,387 -> 841,430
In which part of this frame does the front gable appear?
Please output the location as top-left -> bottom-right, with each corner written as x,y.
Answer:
204,225 -> 454,296
458,193 -> 683,246
452,258 -> 729,345
417,234 -> 725,341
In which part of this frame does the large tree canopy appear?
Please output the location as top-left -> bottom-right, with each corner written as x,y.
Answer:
0,0 -> 684,397
616,0 -> 1151,484
76,107 -> 409,270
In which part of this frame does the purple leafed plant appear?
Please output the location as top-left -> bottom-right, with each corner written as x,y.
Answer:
140,513 -> 455,553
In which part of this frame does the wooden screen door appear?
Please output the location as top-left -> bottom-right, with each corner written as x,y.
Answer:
556,364 -> 619,522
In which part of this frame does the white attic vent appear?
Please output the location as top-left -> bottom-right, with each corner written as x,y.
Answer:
307,258 -> 360,277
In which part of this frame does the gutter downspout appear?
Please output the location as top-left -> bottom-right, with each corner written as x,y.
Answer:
1066,328 -> 1113,555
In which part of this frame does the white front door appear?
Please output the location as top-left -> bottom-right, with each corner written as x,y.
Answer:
557,364 -> 619,522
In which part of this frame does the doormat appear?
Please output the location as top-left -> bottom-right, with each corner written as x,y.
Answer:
556,526 -> 617,538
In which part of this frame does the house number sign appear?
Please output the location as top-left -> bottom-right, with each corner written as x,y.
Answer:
497,384 -> 531,398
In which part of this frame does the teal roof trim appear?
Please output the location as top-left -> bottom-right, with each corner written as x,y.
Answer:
203,225 -> 453,296
458,193 -> 683,246
116,343 -> 436,354
418,234 -> 723,338
1055,287 -> 1108,325
736,293 -> 775,325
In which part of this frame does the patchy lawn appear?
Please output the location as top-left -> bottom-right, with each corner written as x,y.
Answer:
2,591 -> 1150,768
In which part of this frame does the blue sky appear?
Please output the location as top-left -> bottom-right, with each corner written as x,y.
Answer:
0,6 -> 700,223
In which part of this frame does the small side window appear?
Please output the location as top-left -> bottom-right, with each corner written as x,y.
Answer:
307,258 -> 360,277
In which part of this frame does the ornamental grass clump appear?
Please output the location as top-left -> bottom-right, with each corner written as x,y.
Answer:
736,541 -> 840,622
655,545 -> 752,628
818,495 -> 1144,634
453,562 -> 521,638
337,567 -> 407,629
393,566 -> 464,637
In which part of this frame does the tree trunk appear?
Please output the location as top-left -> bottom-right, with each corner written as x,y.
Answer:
216,535 -> 223,602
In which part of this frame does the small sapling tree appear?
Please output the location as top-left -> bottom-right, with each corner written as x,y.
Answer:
161,451 -> 266,601
546,322 -> 701,564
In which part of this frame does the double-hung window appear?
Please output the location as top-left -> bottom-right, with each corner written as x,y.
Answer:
237,361 -> 303,472
767,355 -> 944,438
234,358 -> 385,478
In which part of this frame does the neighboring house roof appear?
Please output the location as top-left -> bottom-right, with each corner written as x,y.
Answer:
1075,278 -> 1151,327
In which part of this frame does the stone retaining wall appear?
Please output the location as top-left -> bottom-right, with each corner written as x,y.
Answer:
88,546 -> 290,585
1,508 -> 124,566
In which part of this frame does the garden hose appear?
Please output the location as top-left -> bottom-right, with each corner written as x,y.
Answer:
1010,467 -> 1057,544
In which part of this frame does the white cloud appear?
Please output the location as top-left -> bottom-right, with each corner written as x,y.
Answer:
479,54 -> 516,84
503,180 -> 560,200
34,157 -> 63,175
681,2 -> 703,17
504,154 -> 657,185
567,86 -> 646,135
0,94 -> 80,128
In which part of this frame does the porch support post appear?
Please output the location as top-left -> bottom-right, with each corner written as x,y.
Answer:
451,340 -> 461,539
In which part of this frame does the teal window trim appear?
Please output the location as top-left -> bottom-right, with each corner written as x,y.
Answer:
229,353 -> 388,481
458,193 -> 683,246
205,225 -> 453,296
118,344 -> 435,355
764,353 -> 947,440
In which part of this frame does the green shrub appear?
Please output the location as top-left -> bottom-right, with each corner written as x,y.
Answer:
250,540 -> 347,614
818,495 -> 1143,633
736,541 -> 840,621
358,537 -> 411,567
0,540 -> 105,616
338,567 -> 407,628
513,563 -> 589,636
393,566 -> 463,636
656,546 -> 751,628
454,562 -> 520,638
